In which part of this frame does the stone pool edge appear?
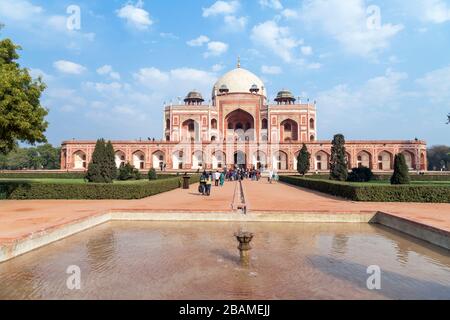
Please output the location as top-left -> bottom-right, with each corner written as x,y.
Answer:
0,211 -> 448,263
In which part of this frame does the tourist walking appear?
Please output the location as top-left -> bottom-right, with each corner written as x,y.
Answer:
199,171 -> 207,195
205,174 -> 212,196
214,170 -> 221,186
219,171 -> 225,186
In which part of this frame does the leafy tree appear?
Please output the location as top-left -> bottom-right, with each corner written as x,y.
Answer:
427,145 -> 450,171
105,141 -> 117,180
25,147 -> 42,169
296,144 -> 311,176
85,139 -> 113,183
0,33 -> 48,154
330,134 -> 348,181
391,153 -> 411,185
36,144 -> 60,169
148,168 -> 158,180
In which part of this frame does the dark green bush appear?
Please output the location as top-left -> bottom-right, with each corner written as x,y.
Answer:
0,175 -> 200,200
347,167 -> 374,182
391,153 -> 411,185
280,176 -> 450,203
118,163 -> 141,181
148,168 -> 157,180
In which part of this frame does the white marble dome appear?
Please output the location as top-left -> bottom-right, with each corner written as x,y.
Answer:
213,67 -> 266,97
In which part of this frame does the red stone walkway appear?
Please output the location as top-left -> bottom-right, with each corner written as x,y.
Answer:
0,179 -> 449,246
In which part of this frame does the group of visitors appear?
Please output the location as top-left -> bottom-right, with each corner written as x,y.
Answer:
198,166 -> 279,196
199,170 -> 225,196
225,168 -> 261,181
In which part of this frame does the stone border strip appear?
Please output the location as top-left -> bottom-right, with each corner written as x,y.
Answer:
0,210 -> 448,263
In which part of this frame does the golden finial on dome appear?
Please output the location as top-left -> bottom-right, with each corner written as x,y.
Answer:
237,56 -> 241,68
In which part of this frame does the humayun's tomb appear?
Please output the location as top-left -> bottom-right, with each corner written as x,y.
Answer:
60,62 -> 427,172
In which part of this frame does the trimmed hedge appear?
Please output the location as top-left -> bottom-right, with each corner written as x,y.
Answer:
0,175 -> 200,200
280,176 -> 450,203
304,173 -> 450,182
0,172 -> 86,179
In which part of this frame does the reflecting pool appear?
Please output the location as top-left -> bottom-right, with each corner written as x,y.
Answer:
0,221 -> 449,299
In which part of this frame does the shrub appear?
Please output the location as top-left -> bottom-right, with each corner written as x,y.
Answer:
330,134 -> 348,181
280,176 -> 450,203
297,144 -> 311,176
105,141 -> 117,180
0,175 -> 201,200
148,168 -> 157,180
391,153 -> 411,185
347,167 -> 374,182
85,139 -> 114,183
118,163 -> 141,181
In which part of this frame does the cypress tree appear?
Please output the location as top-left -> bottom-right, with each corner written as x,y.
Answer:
85,139 -> 112,183
105,141 -> 117,180
330,134 -> 348,181
391,153 -> 410,185
297,144 -> 311,176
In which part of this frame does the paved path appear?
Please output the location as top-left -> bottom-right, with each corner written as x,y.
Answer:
0,179 -> 449,246
244,180 -> 450,232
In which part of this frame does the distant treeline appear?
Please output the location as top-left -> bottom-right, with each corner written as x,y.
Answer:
0,144 -> 60,170
428,145 -> 450,171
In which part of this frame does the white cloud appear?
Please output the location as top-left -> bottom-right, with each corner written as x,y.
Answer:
224,15 -> 248,31
281,8 -> 299,19
204,41 -> 229,58
0,0 -> 95,50
202,1 -> 239,17
134,67 -> 170,84
132,67 -> 217,107
300,0 -> 403,57
202,1 -> 246,32
415,0 -> 450,24
0,0 -> 43,21
317,69 -> 408,117
301,46 -> 313,56
259,0 -> 283,10
261,65 -> 282,74
251,20 -> 302,63
212,64 -> 225,72
97,65 -> 121,80
416,65 -> 450,104
53,60 -> 86,75
187,35 -> 210,47
117,1 -> 152,30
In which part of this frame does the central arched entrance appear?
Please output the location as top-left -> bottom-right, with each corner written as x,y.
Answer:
234,151 -> 246,169
226,109 -> 255,141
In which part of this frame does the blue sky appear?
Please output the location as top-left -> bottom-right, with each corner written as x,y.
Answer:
0,0 -> 449,146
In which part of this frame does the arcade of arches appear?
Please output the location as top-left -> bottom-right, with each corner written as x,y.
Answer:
65,147 -> 426,172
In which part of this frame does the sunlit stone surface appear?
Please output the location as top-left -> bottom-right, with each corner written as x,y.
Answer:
0,221 -> 449,300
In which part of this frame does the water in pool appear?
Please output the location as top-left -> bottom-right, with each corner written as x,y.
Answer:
0,221 -> 449,299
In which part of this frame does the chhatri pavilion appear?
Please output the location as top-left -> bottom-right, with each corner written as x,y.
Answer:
60,61 -> 427,172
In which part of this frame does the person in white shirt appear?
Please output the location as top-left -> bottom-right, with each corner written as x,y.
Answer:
214,171 -> 221,186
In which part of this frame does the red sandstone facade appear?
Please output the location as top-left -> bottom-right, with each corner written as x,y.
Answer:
61,66 -> 427,173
